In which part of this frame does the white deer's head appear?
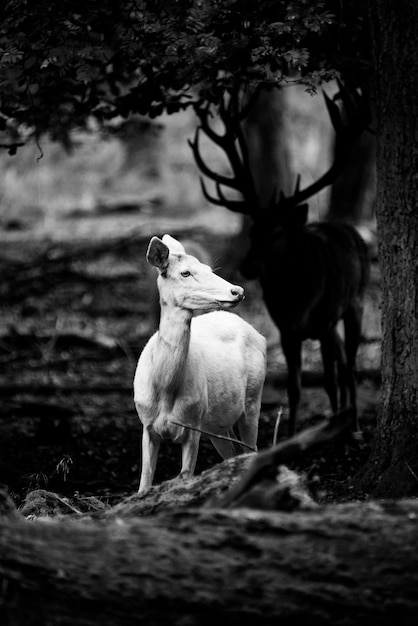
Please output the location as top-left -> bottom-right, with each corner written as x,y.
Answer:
146,235 -> 244,311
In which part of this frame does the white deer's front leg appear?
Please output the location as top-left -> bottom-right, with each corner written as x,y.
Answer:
179,429 -> 201,480
139,425 -> 161,493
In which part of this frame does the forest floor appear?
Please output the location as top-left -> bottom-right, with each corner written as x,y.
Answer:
0,205 -> 382,510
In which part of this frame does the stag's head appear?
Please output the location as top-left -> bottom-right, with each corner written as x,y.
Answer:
240,200 -> 310,279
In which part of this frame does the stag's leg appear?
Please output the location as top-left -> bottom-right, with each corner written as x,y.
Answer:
280,334 -> 302,437
139,425 -> 161,493
333,329 -> 349,409
320,329 -> 342,415
343,302 -> 364,432
179,429 -> 201,480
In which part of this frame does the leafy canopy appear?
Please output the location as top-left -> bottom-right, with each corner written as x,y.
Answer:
0,0 -> 368,149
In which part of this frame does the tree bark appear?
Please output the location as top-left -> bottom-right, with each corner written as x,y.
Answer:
1,493 -> 418,626
242,86 -> 294,206
355,2 -> 418,496
327,92 -> 376,224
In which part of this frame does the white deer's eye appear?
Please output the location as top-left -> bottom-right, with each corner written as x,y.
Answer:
181,270 -> 191,277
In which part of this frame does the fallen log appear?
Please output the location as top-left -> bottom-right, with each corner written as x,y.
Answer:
209,408 -> 355,509
2,410 -> 414,626
1,492 -> 418,626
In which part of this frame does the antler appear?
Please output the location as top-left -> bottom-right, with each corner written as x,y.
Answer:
277,81 -> 372,210
188,88 -> 260,215
190,81 -> 371,218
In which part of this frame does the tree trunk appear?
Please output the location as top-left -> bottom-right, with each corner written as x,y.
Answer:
327,91 -> 376,224
355,2 -> 418,497
242,87 -> 294,206
1,496 -> 418,625
223,87 -> 294,276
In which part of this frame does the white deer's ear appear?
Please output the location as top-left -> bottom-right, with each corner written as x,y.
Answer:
162,234 -> 186,255
146,237 -> 169,271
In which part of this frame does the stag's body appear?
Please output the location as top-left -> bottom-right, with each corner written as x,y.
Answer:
244,216 -> 369,435
134,235 -> 266,493
259,222 -> 368,338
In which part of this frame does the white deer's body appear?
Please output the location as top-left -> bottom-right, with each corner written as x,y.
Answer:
134,235 -> 266,493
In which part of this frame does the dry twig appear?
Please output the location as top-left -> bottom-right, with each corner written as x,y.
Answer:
171,420 -> 257,452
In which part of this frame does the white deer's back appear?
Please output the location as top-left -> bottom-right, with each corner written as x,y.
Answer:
189,311 -> 265,379
191,311 -> 266,426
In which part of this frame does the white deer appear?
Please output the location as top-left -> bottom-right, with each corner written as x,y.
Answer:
134,234 -> 267,493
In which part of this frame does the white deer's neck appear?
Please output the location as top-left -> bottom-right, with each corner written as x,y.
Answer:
154,304 -> 192,395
